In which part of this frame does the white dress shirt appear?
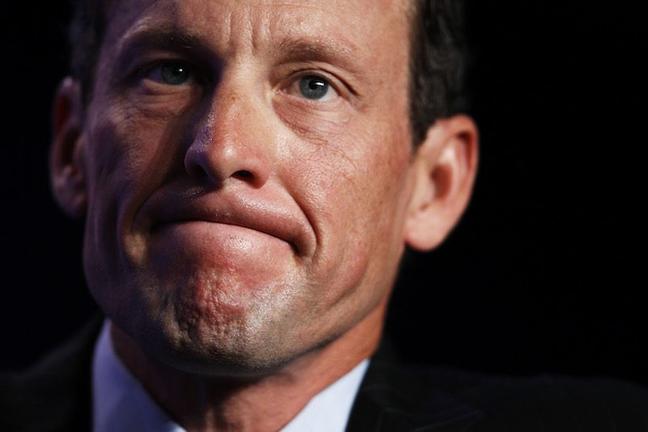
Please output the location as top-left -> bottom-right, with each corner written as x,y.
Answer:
92,320 -> 369,432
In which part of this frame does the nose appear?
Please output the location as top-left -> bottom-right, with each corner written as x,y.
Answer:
184,87 -> 273,189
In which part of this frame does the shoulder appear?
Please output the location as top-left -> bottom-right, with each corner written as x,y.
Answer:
357,356 -> 648,431
458,369 -> 648,430
0,314 -> 103,432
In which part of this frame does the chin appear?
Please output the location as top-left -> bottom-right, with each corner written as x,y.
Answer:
137,311 -> 308,378
108,269 -> 312,377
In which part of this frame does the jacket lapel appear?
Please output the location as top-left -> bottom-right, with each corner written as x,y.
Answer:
346,390 -> 481,432
345,341 -> 483,432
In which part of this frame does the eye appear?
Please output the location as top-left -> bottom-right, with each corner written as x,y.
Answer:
146,61 -> 194,86
296,75 -> 336,101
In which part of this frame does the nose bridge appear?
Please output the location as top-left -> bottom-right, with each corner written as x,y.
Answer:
185,71 -> 273,188
203,86 -> 246,151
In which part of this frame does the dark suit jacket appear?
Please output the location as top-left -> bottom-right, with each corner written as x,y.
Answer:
2,315 -> 648,431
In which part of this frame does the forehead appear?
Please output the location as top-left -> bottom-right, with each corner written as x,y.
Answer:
102,0 -> 411,61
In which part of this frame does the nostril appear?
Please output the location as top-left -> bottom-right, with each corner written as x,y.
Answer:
232,170 -> 254,181
187,162 -> 210,183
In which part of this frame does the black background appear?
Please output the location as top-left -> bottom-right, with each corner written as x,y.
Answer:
1,2 -> 646,385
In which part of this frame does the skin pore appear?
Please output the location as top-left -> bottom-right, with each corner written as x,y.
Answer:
50,0 -> 478,430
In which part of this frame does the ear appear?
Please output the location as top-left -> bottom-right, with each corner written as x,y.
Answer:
404,115 -> 479,251
50,77 -> 87,219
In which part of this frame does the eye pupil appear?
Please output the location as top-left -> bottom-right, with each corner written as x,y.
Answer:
161,63 -> 191,85
299,76 -> 329,100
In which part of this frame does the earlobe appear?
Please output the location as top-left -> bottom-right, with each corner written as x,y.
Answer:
50,77 -> 87,219
404,115 -> 479,251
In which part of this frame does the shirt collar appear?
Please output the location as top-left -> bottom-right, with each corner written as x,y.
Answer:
92,320 -> 369,432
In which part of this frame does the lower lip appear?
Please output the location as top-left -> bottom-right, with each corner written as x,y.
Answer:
145,220 -> 296,292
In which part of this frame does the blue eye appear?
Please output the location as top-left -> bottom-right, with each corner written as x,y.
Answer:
155,62 -> 192,85
299,75 -> 331,100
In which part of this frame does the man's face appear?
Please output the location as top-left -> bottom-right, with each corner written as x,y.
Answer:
77,0 -> 417,373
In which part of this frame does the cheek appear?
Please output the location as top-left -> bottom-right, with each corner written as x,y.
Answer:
82,102 -> 187,266
311,125 -> 410,228
286,120 -> 412,291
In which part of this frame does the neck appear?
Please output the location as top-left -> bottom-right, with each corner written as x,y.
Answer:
110,305 -> 385,432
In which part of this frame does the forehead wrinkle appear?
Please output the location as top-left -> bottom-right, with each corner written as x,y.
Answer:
106,0 -> 406,64
216,2 -> 340,58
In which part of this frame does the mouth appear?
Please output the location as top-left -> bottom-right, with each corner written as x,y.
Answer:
153,219 -> 298,252
144,188 -> 311,256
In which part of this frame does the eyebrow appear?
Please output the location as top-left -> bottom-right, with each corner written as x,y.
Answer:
274,37 -> 363,74
117,27 -> 212,61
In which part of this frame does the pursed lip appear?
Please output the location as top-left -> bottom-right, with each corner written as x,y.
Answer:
143,187 -> 312,255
